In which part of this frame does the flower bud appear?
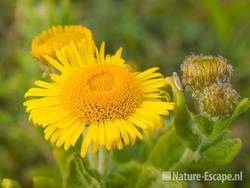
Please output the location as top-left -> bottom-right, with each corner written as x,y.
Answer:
181,55 -> 233,95
199,83 -> 240,117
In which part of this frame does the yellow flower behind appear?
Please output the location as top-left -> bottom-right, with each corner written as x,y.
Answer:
24,40 -> 175,157
32,25 -> 93,63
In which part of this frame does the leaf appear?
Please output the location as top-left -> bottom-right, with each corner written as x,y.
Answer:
200,130 -> 230,153
190,138 -> 241,171
135,164 -> 184,188
63,153 -> 104,188
230,98 -> 250,121
53,148 -> 71,175
33,176 -> 61,188
147,127 -> 185,170
211,116 -> 231,136
194,115 -> 213,136
112,139 -> 153,163
108,161 -> 183,188
212,98 -> 250,136
174,107 -> 201,150
1,178 -> 21,188
166,76 -> 201,150
107,161 -> 142,188
168,148 -> 197,171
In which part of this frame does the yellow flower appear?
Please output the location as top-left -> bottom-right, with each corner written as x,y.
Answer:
31,25 -> 93,63
24,41 -> 175,157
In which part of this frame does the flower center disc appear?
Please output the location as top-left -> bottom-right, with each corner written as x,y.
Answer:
87,71 -> 115,92
61,64 -> 143,124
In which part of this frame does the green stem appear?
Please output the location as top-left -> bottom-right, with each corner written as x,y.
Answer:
169,134 -> 206,171
97,147 -> 111,176
87,148 -> 98,170
98,147 -> 104,174
169,148 -> 196,171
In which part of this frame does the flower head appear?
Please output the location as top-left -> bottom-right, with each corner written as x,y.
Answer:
24,41 -> 175,157
32,25 -> 93,63
199,83 -> 240,117
181,55 -> 232,95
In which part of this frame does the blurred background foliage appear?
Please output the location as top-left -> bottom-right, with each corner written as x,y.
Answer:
0,0 -> 249,187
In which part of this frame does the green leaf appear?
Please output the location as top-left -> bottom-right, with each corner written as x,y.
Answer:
112,139 -> 153,163
135,165 -> 184,188
33,176 -> 61,188
174,107 -> 201,151
108,161 -> 183,188
211,116 -> 230,136
147,127 -> 185,170
63,153 -> 104,188
230,98 -> 250,121
194,115 -> 213,136
166,76 -> 201,150
212,98 -> 249,136
1,178 -> 21,188
190,138 -> 241,171
168,148 -> 197,171
53,148 -> 71,175
200,130 -> 230,153
107,161 -> 142,188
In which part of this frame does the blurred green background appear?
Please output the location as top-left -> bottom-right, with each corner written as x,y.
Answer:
0,0 -> 249,187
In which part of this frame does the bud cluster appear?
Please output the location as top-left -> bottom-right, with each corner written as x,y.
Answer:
181,55 -> 232,95
181,55 -> 239,117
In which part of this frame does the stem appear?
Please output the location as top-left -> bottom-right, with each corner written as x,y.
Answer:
87,148 -> 97,169
169,137 -> 205,171
169,148 -> 195,171
98,147 -> 105,174
106,150 -> 113,175
97,146 -> 111,176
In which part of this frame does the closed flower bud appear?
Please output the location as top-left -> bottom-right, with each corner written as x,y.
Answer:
181,55 -> 233,95
199,83 -> 240,117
